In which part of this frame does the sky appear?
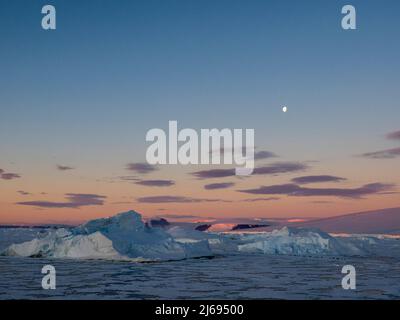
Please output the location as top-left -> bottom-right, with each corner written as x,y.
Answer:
1,0 -> 399,225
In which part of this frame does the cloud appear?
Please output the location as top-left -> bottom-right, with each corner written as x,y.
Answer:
159,214 -> 202,219
111,201 -> 132,205
204,182 -> 235,190
17,190 -> 31,196
241,197 -> 280,202
118,176 -> 140,182
135,179 -> 175,187
312,200 -> 333,204
291,175 -> 346,184
386,130 -> 400,141
192,162 -> 307,179
210,147 -> 277,161
192,168 -> 236,179
238,182 -> 394,199
17,193 -> 106,208
137,196 -> 230,203
253,162 -> 308,175
0,170 -> 21,180
360,130 -> 400,159
57,165 -> 74,171
126,162 -> 158,174
254,150 -> 277,160
107,176 -> 173,186
360,147 -> 400,159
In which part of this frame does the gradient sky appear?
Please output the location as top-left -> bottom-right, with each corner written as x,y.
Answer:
1,0 -> 400,225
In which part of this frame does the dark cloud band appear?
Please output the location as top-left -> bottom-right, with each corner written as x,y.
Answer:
204,182 -> 235,190
291,175 -> 346,184
386,130 -> 400,141
135,179 -> 175,187
239,182 -> 394,199
126,162 -> 158,174
192,162 -> 307,179
360,148 -> 400,159
17,193 -> 106,208
0,169 -> 21,180
137,195 -> 230,203
57,165 -> 74,171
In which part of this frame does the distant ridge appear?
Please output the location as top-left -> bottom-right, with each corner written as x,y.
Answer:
295,207 -> 400,234
0,224 -> 72,229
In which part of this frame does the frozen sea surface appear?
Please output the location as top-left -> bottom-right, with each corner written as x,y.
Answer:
1,254 -> 400,300
2,212 -> 400,300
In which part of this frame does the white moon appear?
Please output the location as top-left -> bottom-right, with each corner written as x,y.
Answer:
282,106 -> 288,113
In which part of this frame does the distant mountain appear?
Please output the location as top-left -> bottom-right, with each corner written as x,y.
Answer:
149,218 -> 170,228
195,224 -> 212,231
295,207 -> 400,234
194,223 -> 270,232
231,224 -> 269,231
0,224 -> 70,229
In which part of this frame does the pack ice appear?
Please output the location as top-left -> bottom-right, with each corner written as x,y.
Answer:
1,210 -> 370,261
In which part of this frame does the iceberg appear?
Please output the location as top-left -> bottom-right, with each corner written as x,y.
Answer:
236,227 -> 365,256
0,227 -> 47,252
166,226 -> 237,254
2,210 -> 372,261
2,210 -> 212,261
161,224 -> 366,256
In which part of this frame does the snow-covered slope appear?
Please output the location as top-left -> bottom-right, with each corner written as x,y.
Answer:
2,211 -> 212,261
0,227 -> 47,252
234,227 -> 364,256
295,207 -> 400,234
4,209 -> 397,261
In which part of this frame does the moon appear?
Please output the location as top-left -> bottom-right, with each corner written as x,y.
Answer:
282,106 -> 288,113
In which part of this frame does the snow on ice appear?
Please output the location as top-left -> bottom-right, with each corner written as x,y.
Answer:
2,210 -> 399,261
1,211 -> 212,261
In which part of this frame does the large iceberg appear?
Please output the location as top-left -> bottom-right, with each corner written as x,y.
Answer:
1,210 -> 374,261
2,211 -> 212,261
235,227 -> 365,256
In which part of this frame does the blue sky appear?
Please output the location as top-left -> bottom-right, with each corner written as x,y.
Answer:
1,0 -> 400,223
